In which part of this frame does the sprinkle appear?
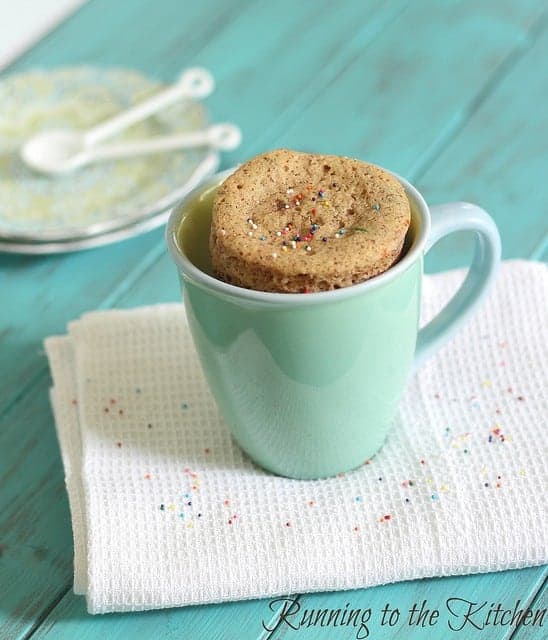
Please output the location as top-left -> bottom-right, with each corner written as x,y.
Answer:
271,253 -> 278,259
294,234 -> 301,242
144,473 -> 151,479
282,245 -> 288,252
110,398 -> 116,404
71,399 -> 77,405
305,245 -> 312,252
517,395 -> 525,401
318,190 -> 325,198
147,423 -> 152,429
405,498 -> 410,503
354,526 -> 359,532
260,235 -> 267,241
285,204 -> 290,209
519,469 -> 526,477
160,504 -> 165,511
322,237 -> 328,242
372,203 -> 381,212
355,496 -> 362,502
285,522 -> 291,527
276,231 -> 282,236
286,188 -> 294,195
204,448 -> 211,454
116,442 -> 122,448
484,483 -> 489,487
220,229 -> 226,235
104,407 -> 109,413
431,494 -> 438,501
118,409 -> 124,415
182,402 -> 189,410
303,287 -> 311,294
378,476 -> 383,482
482,379 -> 492,388
179,512 -> 184,519
308,500 -> 315,507
420,459 -> 426,465
247,231 -> 253,237
224,499 -> 230,506
311,223 -> 319,232
291,241 -> 297,249
383,514 -> 391,521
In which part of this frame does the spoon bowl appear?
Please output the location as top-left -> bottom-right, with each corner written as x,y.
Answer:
21,130 -> 86,174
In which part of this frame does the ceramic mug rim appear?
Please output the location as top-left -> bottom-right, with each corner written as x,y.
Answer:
166,166 -> 431,305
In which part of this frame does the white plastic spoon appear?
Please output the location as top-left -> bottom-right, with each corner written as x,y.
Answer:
21,124 -> 242,173
21,67 -> 216,174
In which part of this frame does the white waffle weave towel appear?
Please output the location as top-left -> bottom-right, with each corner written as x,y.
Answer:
45,260 -> 548,614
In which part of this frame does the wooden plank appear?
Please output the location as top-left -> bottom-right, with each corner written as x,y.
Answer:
416,12 -> 548,271
27,589 -> 293,640
270,0 -> 545,175
512,577 -> 547,639
0,382 -> 73,640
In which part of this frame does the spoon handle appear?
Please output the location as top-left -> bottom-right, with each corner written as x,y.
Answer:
86,124 -> 242,162
84,68 -> 214,147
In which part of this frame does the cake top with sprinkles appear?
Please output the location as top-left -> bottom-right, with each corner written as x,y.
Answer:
209,149 -> 411,292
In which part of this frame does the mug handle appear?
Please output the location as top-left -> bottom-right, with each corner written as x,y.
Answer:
414,202 -> 501,369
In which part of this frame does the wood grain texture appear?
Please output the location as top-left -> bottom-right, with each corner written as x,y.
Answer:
416,14 -> 548,271
1,0 -> 547,638
512,579 -> 547,639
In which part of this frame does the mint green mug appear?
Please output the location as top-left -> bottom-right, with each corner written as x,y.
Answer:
167,168 -> 500,479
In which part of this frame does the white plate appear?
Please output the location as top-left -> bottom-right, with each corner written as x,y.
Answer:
0,67 -> 220,245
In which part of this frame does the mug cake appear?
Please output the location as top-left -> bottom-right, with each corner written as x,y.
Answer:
210,149 -> 411,293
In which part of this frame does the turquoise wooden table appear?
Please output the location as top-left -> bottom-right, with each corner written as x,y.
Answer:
1,1 -> 546,638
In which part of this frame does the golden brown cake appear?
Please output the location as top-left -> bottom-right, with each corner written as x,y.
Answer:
209,149 -> 411,293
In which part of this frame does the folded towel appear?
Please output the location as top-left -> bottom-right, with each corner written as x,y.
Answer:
45,260 -> 548,614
